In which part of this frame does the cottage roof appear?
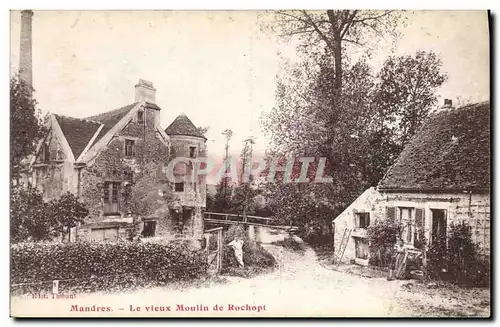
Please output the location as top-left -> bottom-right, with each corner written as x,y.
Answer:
164,114 -> 206,139
378,101 -> 490,192
53,114 -> 101,159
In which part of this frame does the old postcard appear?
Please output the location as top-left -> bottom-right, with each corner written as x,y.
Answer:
9,10 -> 490,318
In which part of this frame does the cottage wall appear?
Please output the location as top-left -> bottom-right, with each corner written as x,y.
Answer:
379,191 -> 491,257
333,188 -> 383,264
333,189 -> 490,265
32,131 -> 78,200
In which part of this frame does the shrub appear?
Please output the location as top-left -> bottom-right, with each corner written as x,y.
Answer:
11,241 -> 207,294
11,188 -> 89,243
221,225 -> 277,276
428,222 -> 490,287
367,220 -> 402,267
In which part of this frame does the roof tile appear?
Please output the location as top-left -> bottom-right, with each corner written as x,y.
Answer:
378,101 -> 490,191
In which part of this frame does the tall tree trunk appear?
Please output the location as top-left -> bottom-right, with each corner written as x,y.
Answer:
333,34 -> 342,99
327,10 -> 343,99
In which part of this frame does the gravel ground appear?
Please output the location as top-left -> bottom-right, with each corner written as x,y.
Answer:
11,244 -> 490,318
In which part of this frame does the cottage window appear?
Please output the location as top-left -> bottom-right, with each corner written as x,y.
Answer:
355,213 -> 370,229
125,139 -> 135,157
103,182 -> 120,215
174,182 -> 184,192
398,207 -> 414,244
431,209 -> 447,244
41,143 -> 50,162
189,146 -> 197,158
137,111 -> 144,124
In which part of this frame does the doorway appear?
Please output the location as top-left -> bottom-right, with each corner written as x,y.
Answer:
142,220 -> 157,237
431,209 -> 447,243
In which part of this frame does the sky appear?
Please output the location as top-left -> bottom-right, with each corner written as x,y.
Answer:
9,10 -> 490,160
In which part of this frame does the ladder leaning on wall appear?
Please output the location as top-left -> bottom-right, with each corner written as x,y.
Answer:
333,228 -> 352,265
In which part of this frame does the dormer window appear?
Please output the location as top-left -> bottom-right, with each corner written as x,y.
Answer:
137,111 -> 144,124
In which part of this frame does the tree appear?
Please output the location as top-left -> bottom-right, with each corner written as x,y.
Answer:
270,10 -> 402,98
11,186 -> 50,242
46,192 -> 89,242
11,188 -> 89,243
10,76 -> 45,181
373,50 -> 448,149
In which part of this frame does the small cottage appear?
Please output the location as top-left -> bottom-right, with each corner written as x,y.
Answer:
333,100 -> 491,264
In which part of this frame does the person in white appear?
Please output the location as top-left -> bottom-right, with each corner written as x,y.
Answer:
228,238 -> 244,268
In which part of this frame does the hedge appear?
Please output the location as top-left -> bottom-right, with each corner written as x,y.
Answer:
11,240 -> 207,294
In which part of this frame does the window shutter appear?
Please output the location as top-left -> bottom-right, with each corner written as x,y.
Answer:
415,208 -> 424,228
386,207 -> 396,223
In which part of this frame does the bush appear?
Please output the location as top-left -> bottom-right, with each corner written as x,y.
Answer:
428,222 -> 490,287
367,220 -> 402,267
221,225 -> 277,276
11,241 -> 207,294
11,188 -> 89,243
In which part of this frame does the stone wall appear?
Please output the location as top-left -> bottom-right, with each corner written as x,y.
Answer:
32,131 -> 77,201
168,134 -> 207,241
380,191 -> 490,256
333,188 -> 490,264
77,106 -> 173,240
333,187 -> 383,264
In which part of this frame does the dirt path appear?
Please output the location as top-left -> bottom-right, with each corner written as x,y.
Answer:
11,244 -> 490,317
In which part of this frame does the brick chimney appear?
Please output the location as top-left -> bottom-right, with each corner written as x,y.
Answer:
134,79 -> 156,103
443,99 -> 453,108
19,10 -> 34,96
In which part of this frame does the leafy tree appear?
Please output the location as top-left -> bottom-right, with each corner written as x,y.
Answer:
11,186 -> 50,242
262,11 -> 447,237
10,76 -> 46,181
11,188 -> 89,243
269,10 -> 402,98
46,192 -> 89,242
373,50 -> 448,149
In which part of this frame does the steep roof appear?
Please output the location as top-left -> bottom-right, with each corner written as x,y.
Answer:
84,102 -> 138,148
165,113 -> 206,139
53,114 -> 101,159
378,101 -> 491,192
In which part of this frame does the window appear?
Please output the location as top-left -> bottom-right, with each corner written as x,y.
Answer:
103,182 -> 120,215
174,182 -> 184,192
137,111 -> 144,124
189,146 -> 197,158
123,170 -> 134,182
431,209 -> 447,244
125,139 -> 135,157
142,221 -> 156,238
399,207 -> 414,244
42,143 -> 50,162
355,213 -> 370,229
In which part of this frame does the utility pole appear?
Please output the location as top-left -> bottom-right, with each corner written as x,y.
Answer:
241,137 -> 255,219
221,129 -> 233,202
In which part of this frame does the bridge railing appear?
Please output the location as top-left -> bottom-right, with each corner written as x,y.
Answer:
204,212 -> 275,226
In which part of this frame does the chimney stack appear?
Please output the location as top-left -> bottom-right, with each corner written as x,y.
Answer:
134,79 -> 156,103
19,10 -> 34,96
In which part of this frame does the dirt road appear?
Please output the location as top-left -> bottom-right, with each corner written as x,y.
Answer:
11,244 -> 490,317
